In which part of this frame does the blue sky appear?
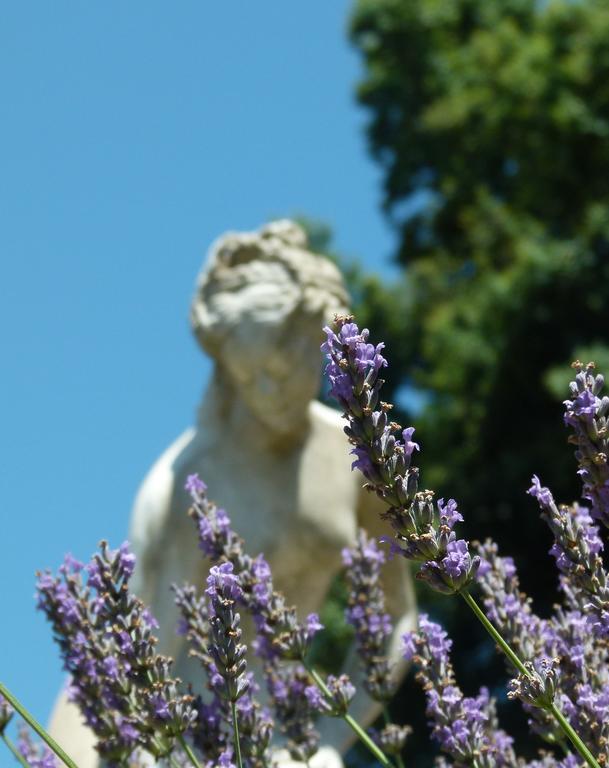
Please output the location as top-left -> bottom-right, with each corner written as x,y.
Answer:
0,1 -> 400,739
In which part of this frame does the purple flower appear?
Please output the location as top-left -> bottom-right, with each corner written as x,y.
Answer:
304,685 -> 325,712
206,562 -> 249,704
437,498 -> 463,528
401,632 -> 417,662
17,727 -> 59,768
343,530 -> 397,701
322,315 -> 480,594
206,562 -> 243,607
528,475 -> 555,508
185,472 -> 207,496
36,541 -> 195,763
304,675 -> 355,717
563,361 -> 609,528
402,427 -> 420,456
404,616 -> 519,765
442,539 -> 471,581
305,613 -> 323,640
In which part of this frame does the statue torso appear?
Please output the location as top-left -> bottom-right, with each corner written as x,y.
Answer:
129,399 -> 361,647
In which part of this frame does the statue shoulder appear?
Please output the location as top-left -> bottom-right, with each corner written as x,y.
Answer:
129,427 -> 196,548
308,399 -> 346,432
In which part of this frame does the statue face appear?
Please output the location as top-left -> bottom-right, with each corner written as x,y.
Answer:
221,310 -> 324,434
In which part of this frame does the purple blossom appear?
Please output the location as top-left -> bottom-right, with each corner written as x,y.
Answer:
206,562 -> 249,704
322,315 -> 480,594
402,427 -> 420,456
528,475 -> 555,508
206,562 -> 243,607
403,616 -> 519,766
563,361 -> 609,528
36,542 -> 195,764
17,727 -> 59,768
185,472 -> 207,496
305,613 -> 323,639
343,530 -> 397,701
304,675 -> 355,717
437,498 -> 463,528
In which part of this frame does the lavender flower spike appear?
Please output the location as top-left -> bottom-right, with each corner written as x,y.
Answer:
322,315 -> 479,594
527,475 -> 609,640
402,615 -> 518,767
564,361 -> 609,528
206,562 -> 250,704
17,726 -> 59,768
342,530 -> 397,701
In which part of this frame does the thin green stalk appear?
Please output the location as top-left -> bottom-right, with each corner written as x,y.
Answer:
459,591 -> 601,768
382,706 -> 405,768
549,702 -> 601,768
2,734 -> 30,768
231,701 -> 243,768
459,591 -> 529,677
304,663 -> 392,767
177,733 -> 202,768
0,683 -> 78,768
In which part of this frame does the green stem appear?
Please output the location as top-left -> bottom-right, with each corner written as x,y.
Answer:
0,683 -> 78,768
459,591 -> 529,677
231,701 -> 243,768
177,733 -> 202,768
2,734 -> 31,768
304,664 -> 392,767
459,591 -> 601,768
549,702 -> 601,768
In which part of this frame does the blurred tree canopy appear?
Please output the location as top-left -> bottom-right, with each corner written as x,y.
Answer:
333,4 -> 609,759
346,0 -> 609,604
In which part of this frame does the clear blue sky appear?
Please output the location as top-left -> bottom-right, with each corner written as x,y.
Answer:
0,1 -> 399,739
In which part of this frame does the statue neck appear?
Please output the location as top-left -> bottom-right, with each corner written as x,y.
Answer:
196,367 -> 310,452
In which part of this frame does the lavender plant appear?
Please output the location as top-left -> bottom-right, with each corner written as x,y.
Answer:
322,316 -> 609,767
6,320 -> 609,768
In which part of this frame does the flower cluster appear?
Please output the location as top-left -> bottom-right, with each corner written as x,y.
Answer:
205,562 -> 249,704
342,530 -> 397,701
322,316 -> 480,593
17,726 -> 59,768
21,320 -> 609,768
564,361 -> 609,528
403,616 -> 517,767
528,478 -> 609,641
36,541 -> 196,765
183,477 -> 326,763
186,476 -> 322,663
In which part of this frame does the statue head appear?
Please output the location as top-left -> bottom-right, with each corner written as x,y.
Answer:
191,220 -> 350,433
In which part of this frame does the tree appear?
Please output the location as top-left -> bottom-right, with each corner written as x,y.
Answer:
349,0 -> 609,588
347,1 -> 609,760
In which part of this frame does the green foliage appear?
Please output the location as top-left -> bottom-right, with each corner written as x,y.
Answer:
349,0 -> 609,576
348,3 -> 609,758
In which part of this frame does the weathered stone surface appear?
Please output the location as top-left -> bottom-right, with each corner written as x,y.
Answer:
49,221 -> 416,767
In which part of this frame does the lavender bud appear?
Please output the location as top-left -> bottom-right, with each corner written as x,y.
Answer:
304,675 -> 355,717
343,530 -> 397,701
0,694 -> 13,736
206,562 -> 250,703
371,723 -> 412,756
322,316 -> 479,594
508,658 -> 560,710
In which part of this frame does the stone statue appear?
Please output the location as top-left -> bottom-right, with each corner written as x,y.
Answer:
48,220 -> 416,767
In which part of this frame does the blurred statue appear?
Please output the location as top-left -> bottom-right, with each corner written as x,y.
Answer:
49,220 -> 416,767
